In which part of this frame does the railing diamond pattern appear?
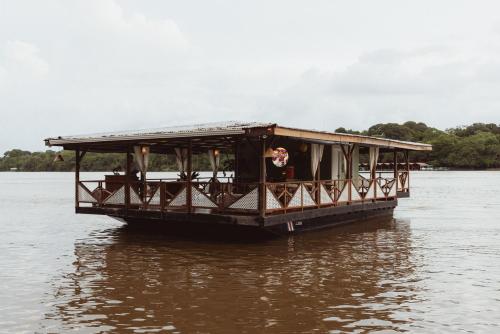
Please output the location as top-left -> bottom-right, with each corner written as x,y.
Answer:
337,184 -> 349,202
104,186 -> 125,205
228,188 -> 258,210
302,186 -> 316,206
78,184 -> 97,203
287,187 -> 302,208
169,187 -> 186,206
365,182 -> 375,200
149,188 -> 161,206
320,184 -> 333,204
191,186 -> 218,208
266,187 -> 282,209
130,188 -> 143,205
376,180 -> 386,198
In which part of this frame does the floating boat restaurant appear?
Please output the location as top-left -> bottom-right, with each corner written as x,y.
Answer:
45,122 -> 432,235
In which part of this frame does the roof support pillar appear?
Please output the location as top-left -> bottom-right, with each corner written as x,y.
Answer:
186,139 -> 193,214
75,148 -> 86,209
259,137 -> 266,218
125,148 -> 131,213
75,148 -> 80,209
393,150 -> 398,191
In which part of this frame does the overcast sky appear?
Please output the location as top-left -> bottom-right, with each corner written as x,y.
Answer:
2,0 -> 500,152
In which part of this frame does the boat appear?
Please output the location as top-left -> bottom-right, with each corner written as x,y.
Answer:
44,121 -> 432,235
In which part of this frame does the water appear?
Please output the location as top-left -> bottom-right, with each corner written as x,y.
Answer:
1,171 -> 500,333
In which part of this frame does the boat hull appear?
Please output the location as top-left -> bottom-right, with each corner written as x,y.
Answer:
99,199 -> 397,237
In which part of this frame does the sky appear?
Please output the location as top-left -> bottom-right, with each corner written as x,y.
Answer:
1,0 -> 500,152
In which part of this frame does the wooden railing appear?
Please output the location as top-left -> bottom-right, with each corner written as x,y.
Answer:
76,174 -> 401,216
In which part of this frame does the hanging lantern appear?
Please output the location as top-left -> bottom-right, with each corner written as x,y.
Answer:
299,142 -> 308,153
214,149 -> 220,156
264,147 -> 275,158
141,146 -> 150,155
53,153 -> 64,162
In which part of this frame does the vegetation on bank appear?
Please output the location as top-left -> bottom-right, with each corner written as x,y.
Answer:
336,122 -> 500,169
0,149 -> 227,172
2,122 -> 500,171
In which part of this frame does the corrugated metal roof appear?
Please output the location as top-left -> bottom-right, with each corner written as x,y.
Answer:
44,120 -> 432,151
45,121 -> 274,145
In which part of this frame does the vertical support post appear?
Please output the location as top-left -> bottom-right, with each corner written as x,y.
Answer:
316,159 -> 321,207
142,170 -> 147,207
186,140 -> 193,214
234,141 -> 239,184
259,138 -> 266,218
125,148 -> 131,212
75,148 -> 80,209
160,182 -> 165,212
341,144 -> 353,204
405,149 -> 410,193
370,150 -> 376,180
393,150 -> 398,191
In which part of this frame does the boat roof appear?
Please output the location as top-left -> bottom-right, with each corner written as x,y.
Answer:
45,121 -> 432,152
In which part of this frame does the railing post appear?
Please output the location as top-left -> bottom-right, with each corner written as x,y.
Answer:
187,140 -> 193,214
125,149 -> 131,213
393,150 -> 398,191
75,148 -> 80,209
405,150 -> 410,193
259,138 -> 266,218
160,182 -> 165,212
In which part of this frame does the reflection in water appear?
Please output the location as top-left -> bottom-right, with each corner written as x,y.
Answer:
43,218 -> 421,333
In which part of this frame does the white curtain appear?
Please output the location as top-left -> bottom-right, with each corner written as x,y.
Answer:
351,144 -> 360,185
310,144 -> 324,178
174,148 -> 188,173
207,149 -> 220,180
331,145 -> 341,180
133,146 -> 149,174
369,147 -> 379,178
341,155 -> 347,179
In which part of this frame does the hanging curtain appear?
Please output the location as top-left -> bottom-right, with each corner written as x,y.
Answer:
331,145 -> 341,180
174,148 -> 188,173
351,145 -> 360,186
341,155 -> 347,179
133,146 -> 149,174
207,149 -> 220,180
369,147 -> 380,178
310,144 -> 324,179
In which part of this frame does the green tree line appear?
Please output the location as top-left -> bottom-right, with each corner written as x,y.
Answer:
0,149 -> 229,172
2,121 -> 500,171
336,121 -> 500,169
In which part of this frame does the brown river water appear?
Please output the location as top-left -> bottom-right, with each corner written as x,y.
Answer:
1,171 -> 500,333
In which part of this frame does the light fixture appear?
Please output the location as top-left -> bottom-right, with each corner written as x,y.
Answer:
299,142 -> 308,153
53,153 -> 64,162
264,147 -> 275,158
141,146 -> 150,155
214,149 -> 220,156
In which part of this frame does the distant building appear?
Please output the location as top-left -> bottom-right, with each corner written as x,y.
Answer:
9,167 -> 18,171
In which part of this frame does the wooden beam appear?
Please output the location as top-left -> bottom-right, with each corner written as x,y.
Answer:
273,126 -> 432,151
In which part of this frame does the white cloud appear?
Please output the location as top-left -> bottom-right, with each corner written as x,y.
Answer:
2,0 -> 500,152
0,40 -> 49,82
260,47 -> 500,131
